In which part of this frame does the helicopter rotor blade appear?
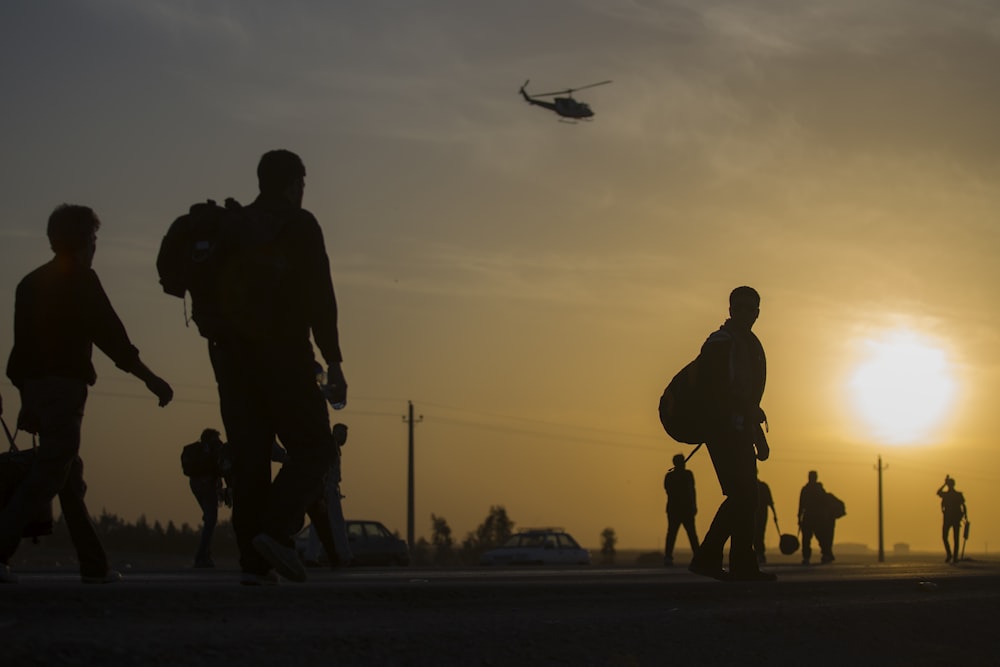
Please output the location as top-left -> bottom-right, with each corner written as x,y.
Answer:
568,80 -> 613,93
530,80 -> 612,98
531,88 -> 572,98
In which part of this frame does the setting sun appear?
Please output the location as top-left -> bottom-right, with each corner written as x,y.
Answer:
849,329 -> 957,445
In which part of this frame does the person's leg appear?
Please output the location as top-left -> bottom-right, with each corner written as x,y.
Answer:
801,523 -> 815,563
682,515 -> 700,557
950,522 -> 960,562
703,429 -> 759,577
190,478 -> 218,565
664,516 -> 680,563
816,521 -> 828,559
693,497 -> 733,572
58,455 -> 110,578
692,434 -> 742,572
753,511 -> 767,561
324,456 -> 353,565
266,359 -> 333,546
0,379 -> 103,573
210,342 -> 274,576
304,495 -> 339,564
303,523 -> 322,563
726,475 -> 759,575
819,520 -> 835,562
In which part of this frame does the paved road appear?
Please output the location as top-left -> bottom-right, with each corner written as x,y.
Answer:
4,559 -> 999,666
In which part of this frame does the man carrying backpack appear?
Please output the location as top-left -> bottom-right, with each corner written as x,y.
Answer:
182,428 -> 227,568
798,470 -> 836,564
205,150 -> 347,584
687,286 -> 774,582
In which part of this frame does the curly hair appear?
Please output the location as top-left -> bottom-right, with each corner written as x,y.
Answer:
47,204 -> 100,255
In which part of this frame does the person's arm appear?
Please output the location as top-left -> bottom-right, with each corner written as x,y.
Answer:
86,270 -> 172,406
690,473 -> 697,515
300,214 -> 347,406
122,357 -> 173,407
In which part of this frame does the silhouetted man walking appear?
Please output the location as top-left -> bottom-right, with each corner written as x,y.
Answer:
798,470 -> 835,564
688,286 -> 774,582
663,453 -> 699,566
937,476 -> 967,563
182,428 -> 227,568
207,150 -> 347,584
2,204 -> 173,584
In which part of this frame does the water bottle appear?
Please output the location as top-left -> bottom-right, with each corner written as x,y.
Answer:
314,362 -> 346,410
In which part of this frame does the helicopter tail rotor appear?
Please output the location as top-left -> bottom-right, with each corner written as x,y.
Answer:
519,80 -> 532,102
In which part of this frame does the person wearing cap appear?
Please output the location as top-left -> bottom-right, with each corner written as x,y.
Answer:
663,453 -> 699,566
937,476 -> 967,563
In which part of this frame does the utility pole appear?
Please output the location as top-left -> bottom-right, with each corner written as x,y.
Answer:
876,455 -> 888,562
402,401 -> 423,548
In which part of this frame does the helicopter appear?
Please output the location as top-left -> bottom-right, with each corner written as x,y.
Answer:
519,79 -> 612,120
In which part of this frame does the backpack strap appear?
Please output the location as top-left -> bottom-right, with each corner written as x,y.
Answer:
1,415 -> 19,454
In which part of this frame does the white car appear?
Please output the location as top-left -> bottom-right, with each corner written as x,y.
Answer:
479,529 -> 591,566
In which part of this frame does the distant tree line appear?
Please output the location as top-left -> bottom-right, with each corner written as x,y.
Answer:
409,505 -> 516,566
23,506 -> 621,568
33,510 -> 239,559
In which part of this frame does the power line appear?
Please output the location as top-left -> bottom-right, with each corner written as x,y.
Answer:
427,415 -> 666,455
419,399 -> 660,441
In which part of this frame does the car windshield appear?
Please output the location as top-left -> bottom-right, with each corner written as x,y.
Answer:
503,533 -> 550,548
558,534 -> 580,548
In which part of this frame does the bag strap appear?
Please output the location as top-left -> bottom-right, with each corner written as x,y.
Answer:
668,443 -> 703,471
1,415 -> 19,454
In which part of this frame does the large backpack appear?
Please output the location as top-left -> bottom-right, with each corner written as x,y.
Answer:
180,442 -> 219,478
658,356 -> 710,445
157,198 -> 242,339
825,493 -> 847,519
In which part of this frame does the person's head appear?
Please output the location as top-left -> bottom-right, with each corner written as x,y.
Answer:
808,470 -> 818,483
729,285 -> 760,331
200,428 -> 221,444
946,477 -> 956,489
672,454 -> 686,469
48,204 -> 100,266
257,149 -> 306,206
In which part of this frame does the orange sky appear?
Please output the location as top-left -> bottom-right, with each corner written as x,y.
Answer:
2,2 -> 999,555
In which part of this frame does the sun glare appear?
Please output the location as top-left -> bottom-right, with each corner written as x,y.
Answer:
849,329 -> 957,445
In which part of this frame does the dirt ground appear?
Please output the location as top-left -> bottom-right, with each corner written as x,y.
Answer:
3,558 -> 998,666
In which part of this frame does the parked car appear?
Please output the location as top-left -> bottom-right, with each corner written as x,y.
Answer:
295,519 -> 410,566
479,529 -> 591,566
